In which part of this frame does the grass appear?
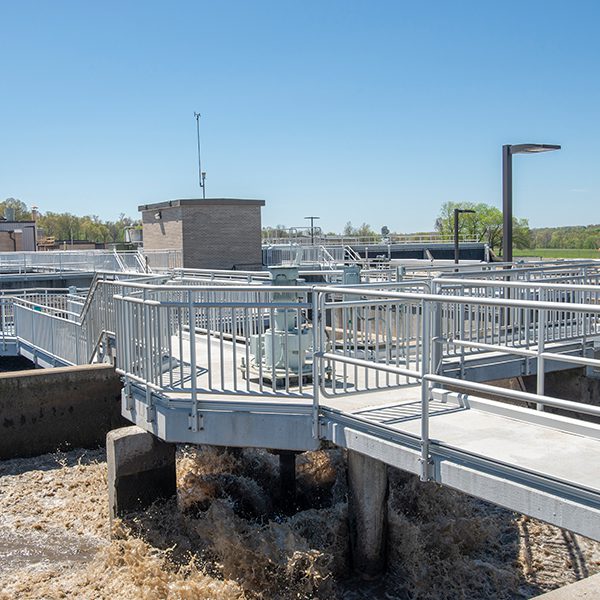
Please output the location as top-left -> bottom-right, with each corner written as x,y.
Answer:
513,248 -> 600,259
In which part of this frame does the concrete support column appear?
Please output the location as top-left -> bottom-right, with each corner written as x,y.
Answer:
347,450 -> 388,579
107,426 -> 176,523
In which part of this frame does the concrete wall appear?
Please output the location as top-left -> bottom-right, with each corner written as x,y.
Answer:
0,363 -> 127,459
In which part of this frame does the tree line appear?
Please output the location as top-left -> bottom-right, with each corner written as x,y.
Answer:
4,196 -> 598,251
0,198 -> 140,244
264,203 -> 599,253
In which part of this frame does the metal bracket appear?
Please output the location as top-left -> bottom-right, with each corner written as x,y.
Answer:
188,413 -> 204,432
122,386 -> 134,411
418,456 -> 434,482
145,404 -> 155,423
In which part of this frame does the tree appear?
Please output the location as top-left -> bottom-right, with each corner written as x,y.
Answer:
435,201 -> 530,253
0,198 -> 31,220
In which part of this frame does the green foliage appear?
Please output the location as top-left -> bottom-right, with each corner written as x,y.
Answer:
513,248 -> 600,259
2,198 -> 138,244
0,198 -> 31,220
262,224 -> 288,239
342,221 -> 377,238
435,201 -> 531,252
530,225 -> 600,250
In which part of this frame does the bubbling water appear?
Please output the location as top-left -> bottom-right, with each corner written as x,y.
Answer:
0,445 -> 599,599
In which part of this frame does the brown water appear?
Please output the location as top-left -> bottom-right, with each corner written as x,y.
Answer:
0,446 -> 598,599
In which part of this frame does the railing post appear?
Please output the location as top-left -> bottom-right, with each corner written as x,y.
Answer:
420,300 -> 432,481
188,290 -> 200,432
311,288 -> 320,439
536,289 -> 546,411
430,281 -> 443,375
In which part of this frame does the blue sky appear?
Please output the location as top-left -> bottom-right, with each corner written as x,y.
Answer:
1,1 -> 599,232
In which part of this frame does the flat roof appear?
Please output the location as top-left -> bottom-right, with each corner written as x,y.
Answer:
138,198 -> 266,211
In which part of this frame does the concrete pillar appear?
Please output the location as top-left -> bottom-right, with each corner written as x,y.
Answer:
107,426 -> 176,522
347,450 -> 388,579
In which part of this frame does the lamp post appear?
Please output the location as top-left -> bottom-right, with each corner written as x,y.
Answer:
454,208 -> 475,264
502,143 -> 560,263
304,216 -> 320,245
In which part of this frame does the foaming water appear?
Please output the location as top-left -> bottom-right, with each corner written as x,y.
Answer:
0,446 -> 599,599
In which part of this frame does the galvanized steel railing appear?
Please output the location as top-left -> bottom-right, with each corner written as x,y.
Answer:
4,269 -> 600,481
310,284 -> 600,478
0,249 -> 183,275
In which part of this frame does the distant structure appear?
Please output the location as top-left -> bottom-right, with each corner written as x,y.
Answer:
0,208 -> 37,252
138,198 -> 265,270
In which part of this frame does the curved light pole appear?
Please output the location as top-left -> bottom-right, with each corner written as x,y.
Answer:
502,143 -> 560,263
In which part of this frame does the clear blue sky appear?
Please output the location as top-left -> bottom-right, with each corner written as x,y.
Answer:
1,1 -> 599,233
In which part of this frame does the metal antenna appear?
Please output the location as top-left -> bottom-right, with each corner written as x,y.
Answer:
194,112 -> 206,199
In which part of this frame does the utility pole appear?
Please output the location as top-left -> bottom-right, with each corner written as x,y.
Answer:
194,112 -> 206,199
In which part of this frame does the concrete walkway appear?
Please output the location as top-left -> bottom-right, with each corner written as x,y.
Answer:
536,573 -> 600,598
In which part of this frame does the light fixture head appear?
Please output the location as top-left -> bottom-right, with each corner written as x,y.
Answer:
510,143 -> 561,154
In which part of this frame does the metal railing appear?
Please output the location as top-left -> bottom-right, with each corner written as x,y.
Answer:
262,234 -> 480,246
7,272 -> 165,365
0,249 -> 183,275
100,276 -> 600,479
143,249 -> 183,271
0,288 -> 86,352
432,277 -> 600,366
310,285 -> 600,478
4,268 -> 600,481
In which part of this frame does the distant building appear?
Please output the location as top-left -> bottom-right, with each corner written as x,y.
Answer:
37,239 -> 106,251
0,218 -> 37,252
138,198 -> 265,270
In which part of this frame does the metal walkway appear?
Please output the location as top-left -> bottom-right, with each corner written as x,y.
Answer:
2,261 -> 600,540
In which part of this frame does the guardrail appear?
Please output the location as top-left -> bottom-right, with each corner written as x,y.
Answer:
311,285 -> 600,478
432,277 -> 600,368
262,234 -> 480,246
6,269 -> 600,482
0,249 -> 183,275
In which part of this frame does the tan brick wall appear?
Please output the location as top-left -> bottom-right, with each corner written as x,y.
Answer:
181,204 -> 262,269
141,207 -> 183,252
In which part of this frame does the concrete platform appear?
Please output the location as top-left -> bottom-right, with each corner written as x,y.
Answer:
535,573 -> 600,598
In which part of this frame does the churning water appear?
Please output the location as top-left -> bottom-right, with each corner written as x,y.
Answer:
0,445 -> 598,599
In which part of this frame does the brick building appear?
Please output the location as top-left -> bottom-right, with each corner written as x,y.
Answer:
138,198 -> 265,270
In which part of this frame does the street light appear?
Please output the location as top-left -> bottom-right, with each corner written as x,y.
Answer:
304,216 -> 320,245
502,143 -> 561,263
454,208 -> 475,264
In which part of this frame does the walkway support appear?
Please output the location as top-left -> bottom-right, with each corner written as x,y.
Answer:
347,450 -> 388,578
278,450 -> 297,511
107,426 -> 176,523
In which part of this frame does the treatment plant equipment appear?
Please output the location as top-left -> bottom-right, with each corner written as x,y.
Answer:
243,266 -> 313,385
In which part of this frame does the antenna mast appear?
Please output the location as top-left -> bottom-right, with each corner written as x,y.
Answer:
194,112 -> 206,199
